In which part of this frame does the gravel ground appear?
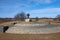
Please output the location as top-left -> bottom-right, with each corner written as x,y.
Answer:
6,22 -> 60,34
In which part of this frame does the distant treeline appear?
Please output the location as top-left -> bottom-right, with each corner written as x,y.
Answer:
0,18 -> 60,23
0,18 -> 15,23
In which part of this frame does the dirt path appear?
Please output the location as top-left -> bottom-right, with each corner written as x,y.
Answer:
0,32 -> 60,40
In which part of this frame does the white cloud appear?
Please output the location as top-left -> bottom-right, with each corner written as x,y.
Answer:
28,0 -> 56,5
41,0 -> 55,3
0,0 -> 56,9
26,8 -> 60,18
36,0 -> 53,3
27,8 -> 60,14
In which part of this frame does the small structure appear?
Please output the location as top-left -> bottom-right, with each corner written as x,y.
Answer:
25,19 -> 30,22
25,18 -> 32,22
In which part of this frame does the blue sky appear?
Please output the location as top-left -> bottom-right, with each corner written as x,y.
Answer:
0,0 -> 60,18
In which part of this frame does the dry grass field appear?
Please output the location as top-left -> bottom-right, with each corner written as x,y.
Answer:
0,21 -> 20,27
0,18 -> 60,27
0,20 -> 60,27
51,21 -> 60,24
0,32 -> 60,40
0,19 -> 60,40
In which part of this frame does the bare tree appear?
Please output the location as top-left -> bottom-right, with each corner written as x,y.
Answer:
55,14 -> 60,21
56,15 -> 60,18
36,17 -> 39,21
14,12 -> 26,21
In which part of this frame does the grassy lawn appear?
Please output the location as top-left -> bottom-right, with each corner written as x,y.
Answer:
0,32 -> 60,40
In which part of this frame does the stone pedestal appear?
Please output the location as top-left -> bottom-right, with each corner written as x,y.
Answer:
25,19 -> 30,22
